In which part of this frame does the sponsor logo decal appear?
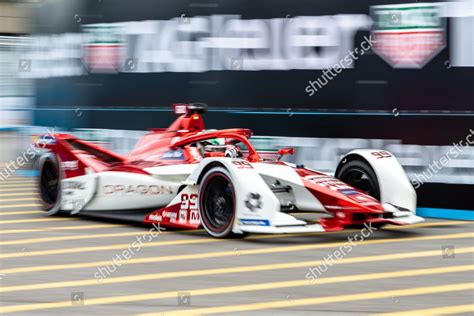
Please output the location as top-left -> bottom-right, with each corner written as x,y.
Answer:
161,150 -> 184,160
245,192 -> 262,212
189,209 -> 200,225
174,104 -> 188,114
148,214 -> 162,222
63,181 -> 86,190
304,175 -> 353,191
162,210 -> 178,221
338,189 -> 360,195
240,219 -> 270,226
40,135 -> 56,145
370,3 -> 445,68
61,160 -> 79,171
179,210 -> 187,223
103,184 -> 173,195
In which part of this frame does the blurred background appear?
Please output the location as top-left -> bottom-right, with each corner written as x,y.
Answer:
0,0 -> 473,215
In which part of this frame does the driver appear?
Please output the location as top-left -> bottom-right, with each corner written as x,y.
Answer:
201,138 -> 242,158
224,144 -> 242,158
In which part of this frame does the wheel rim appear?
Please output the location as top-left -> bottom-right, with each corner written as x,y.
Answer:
40,159 -> 59,205
340,167 -> 377,198
202,173 -> 235,233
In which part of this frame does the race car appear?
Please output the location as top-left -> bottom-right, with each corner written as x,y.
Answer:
36,103 -> 423,238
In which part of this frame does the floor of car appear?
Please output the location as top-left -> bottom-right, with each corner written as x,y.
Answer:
79,209 -> 152,224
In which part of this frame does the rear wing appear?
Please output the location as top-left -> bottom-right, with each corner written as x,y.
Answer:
34,133 -> 126,178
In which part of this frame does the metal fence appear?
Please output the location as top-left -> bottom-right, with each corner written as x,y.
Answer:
0,36 -> 33,126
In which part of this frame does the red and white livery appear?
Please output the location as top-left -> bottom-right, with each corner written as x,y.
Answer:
37,103 -> 423,238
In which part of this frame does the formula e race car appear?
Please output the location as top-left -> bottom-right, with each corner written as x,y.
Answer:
36,103 -> 423,238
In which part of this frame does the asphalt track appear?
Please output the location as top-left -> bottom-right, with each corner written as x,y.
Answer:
0,176 -> 473,315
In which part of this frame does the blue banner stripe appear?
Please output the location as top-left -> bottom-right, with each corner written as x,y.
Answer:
417,208 -> 474,221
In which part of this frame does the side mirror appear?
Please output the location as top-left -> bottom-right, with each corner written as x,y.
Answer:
278,147 -> 295,160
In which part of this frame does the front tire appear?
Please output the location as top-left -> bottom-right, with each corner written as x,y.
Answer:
336,159 -> 380,200
38,153 -> 62,215
198,167 -> 236,238
336,158 -> 386,228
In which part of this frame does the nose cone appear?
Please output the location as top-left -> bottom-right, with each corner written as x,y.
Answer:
333,188 -> 385,213
296,169 -> 384,213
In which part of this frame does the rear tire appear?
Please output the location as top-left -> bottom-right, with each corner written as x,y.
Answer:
38,153 -> 62,215
198,167 -> 236,238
